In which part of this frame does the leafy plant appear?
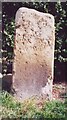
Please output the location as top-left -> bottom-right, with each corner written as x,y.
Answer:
0,91 -> 66,119
42,100 -> 66,119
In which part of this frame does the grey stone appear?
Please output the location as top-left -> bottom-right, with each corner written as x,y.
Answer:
12,7 -> 55,100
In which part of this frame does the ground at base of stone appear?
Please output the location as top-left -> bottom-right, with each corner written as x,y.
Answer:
29,82 -> 66,102
15,82 -> 66,104
26,82 -> 66,109
52,82 -> 66,102
2,74 -> 66,102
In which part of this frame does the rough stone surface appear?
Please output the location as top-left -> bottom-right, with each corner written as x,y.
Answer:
12,7 -> 55,100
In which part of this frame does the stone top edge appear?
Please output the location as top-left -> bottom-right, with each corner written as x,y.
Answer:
18,7 -> 54,18
15,7 -> 54,26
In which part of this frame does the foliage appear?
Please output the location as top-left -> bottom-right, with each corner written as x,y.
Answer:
0,91 -> 66,119
2,2 -> 66,82
55,2 -> 66,61
43,100 -> 66,119
2,18 -> 15,74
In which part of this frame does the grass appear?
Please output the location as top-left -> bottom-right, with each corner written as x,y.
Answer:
0,91 -> 67,120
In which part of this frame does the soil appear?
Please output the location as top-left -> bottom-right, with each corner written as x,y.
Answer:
52,82 -> 66,102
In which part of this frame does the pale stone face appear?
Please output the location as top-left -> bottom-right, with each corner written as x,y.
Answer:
12,7 -> 55,100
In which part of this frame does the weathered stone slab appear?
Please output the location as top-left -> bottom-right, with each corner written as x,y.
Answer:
12,7 -> 55,100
